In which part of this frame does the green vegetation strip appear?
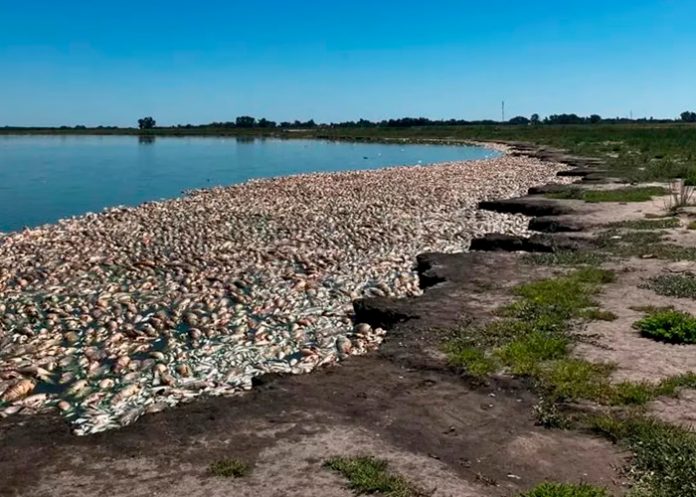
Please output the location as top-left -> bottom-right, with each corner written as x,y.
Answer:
207,458 -> 250,478
592,416 -> 696,497
521,482 -> 610,497
607,217 -> 680,230
445,268 -> 696,409
545,186 -> 667,203
643,273 -> 696,299
324,456 -> 423,497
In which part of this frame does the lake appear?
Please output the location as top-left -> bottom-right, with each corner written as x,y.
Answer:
0,135 -> 498,232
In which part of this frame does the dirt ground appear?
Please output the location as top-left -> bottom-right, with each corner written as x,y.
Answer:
0,250 -> 627,497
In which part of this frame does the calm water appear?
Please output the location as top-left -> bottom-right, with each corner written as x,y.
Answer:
0,135 -> 498,232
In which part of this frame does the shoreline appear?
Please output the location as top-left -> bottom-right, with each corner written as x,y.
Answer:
0,147 -> 570,435
0,139 -> 500,235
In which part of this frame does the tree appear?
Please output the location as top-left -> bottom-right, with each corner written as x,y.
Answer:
257,118 -> 276,128
589,114 -> 602,124
508,116 -> 530,125
530,113 -> 540,125
138,116 -> 156,129
680,111 -> 696,123
235,116 -> 256,128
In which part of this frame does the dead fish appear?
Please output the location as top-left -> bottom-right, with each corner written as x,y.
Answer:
1,379 -> 35,402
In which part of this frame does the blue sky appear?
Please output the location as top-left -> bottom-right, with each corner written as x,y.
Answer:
1,0 -> 694,126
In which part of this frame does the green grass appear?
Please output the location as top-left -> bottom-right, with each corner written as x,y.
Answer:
633,309 -> 696,344
643,273 -> 696,299
688,220 -> 696,230
591,416 -> 696,497
497,332 -> 568,375
324,456 -> 422,497
607,217 -> 680,230
520,482 -> 610,497
207,458 -> 250,478
522,251 -> 607,266
595,229 -> 696,261
579,309 -> 617,321
444,344 -> 498,377
546,186 -> 667,203
445,268 -> 696,408
445,268 -> 617,396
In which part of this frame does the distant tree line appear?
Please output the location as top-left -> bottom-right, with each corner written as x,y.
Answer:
172,116 -> 318,130
5,111 -> 696,132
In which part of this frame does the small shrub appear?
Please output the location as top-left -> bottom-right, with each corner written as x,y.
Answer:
634,309 -> 696,344
208,458 -> 250,478
520,482 -> 610,497
324,456 -> 422,497
643,273 -> 696,299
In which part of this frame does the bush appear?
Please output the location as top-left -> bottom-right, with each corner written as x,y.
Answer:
634,309 -> 696,344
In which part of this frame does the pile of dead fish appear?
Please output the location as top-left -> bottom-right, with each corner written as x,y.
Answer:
0,150 -> 568,434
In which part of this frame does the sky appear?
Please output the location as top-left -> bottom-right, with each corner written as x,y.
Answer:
1,0 -> 695,127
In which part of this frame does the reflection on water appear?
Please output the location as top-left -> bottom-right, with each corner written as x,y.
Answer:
0,136 -> 498,231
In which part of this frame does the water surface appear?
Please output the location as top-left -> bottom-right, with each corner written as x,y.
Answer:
0,135 -> 498,232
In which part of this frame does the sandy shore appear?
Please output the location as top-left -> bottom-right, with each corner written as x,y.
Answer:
0,148 -> 568,434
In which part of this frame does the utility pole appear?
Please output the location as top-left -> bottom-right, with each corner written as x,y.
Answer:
502,100 -> 505,122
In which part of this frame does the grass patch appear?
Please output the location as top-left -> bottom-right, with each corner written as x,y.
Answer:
324,456 -> 422,497
591,416 -> 696,497
207,458 -> 250,478
633,309 -> 696,344
444,344 -> 498,377
445,267 -> 696,407
688,220 -> 696,230
595,229 -> 696,261
520,482 -> 610,497
579,309 -> 617,321
522,251 -> 607,266
607,217 -> 679,230
445,269 -> 619,400
497,332 -> 568,375
643,273 -> 696,299
546,186 -> 667,203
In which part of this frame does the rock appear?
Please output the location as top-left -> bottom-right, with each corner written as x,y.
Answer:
353,297 -> 418,330
528,217 -> 586,233
469,234 -> 554,253
415,253 -> 447,289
